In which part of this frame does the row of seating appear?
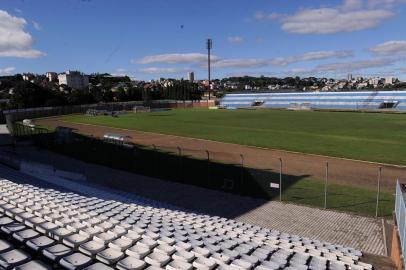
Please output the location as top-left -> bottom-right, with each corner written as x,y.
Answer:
0,178 -> 374,269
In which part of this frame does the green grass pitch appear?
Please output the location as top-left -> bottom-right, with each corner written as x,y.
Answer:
61,108 -> 406,165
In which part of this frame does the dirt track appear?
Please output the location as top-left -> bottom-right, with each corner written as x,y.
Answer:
37,117 -> 406,192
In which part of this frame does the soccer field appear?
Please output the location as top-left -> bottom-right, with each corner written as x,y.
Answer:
59,108 -> 406,165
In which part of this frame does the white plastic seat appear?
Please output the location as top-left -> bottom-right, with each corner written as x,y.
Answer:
42,244 -> 73,262
0,240 -> 13,253
36,222 -> 58,235
116,256 -> 146,270
83,262 -> 114,270
108,238 -> 132,251
48,227 -> 73,241
93,232 -> 117,245
13,229 -> 40,243
137,238 -> 158,250
1,222 -> 26,235
172,249 -> 195,263
26,236 -> 55,251
192,256 -> 217,269
125,244 -> 150,259
63,234 -> 90,249
144,251 -> 171,267
79,240 -> 106,257
13,260 -> 51,270
0,249 -> 31,269
59,252 -> 92,270
166,259 -> 193,270
96,247 -> 124,265
154,244 -> 176,255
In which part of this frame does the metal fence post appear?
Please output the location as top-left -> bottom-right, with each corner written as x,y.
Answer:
206,150 -> 210,187
152,144 -> 156,176
177,146 -> 182,180
376,166 -> 382,217
324,161 -> 329,209
279,158 -> 282,202
240,154 -> 244,190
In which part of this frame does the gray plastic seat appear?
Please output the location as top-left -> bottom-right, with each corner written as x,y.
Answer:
0,249 -> 31,269
26,236 -> 55,251
13,260 -> 51,270
59,252 -> 92,270
42,244 -> 73,262
116,256 -> 146,270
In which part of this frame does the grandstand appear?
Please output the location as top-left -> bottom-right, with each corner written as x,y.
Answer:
0,163 -> 374,269
220,90 -> 406,111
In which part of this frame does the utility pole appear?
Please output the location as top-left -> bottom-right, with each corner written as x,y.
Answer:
206,38 -> 212,100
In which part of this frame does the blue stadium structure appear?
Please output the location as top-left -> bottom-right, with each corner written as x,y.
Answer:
220,90 -> 406,111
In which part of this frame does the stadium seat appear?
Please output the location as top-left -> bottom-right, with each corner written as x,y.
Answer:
0,177 -> 375,270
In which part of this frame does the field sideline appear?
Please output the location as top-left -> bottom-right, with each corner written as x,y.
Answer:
57,108 -> 406,165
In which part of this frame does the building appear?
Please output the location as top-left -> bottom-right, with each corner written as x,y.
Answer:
22,73 -> 35,81
58,71 -> 89,89
385,76 -> 395,85
187,72 -> 194,82
46,72 -> 57,82
347,74 -> 353,81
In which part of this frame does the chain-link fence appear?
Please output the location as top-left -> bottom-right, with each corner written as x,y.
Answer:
12,125 -> 401,217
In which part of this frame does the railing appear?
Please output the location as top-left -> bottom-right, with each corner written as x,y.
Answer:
395,180 -> 406,269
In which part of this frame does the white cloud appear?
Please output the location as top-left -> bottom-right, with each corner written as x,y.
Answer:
32,20 -> 41,30
0,10 -> 45,58
314,58 -> 398,72
271,50 -> 353,66
111,68 -> 129,76
134,53 -> 211,64
0,67 -> 16,75
139,67 -> 188,74
227,36 -> 243,44
211,58 -> 270,68
369,40 -> 406,55
368,0 -> 406,8
281,8 -> 393,34
342,0 -> 364,10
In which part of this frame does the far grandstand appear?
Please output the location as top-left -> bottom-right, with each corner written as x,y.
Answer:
219,90 -> 406,110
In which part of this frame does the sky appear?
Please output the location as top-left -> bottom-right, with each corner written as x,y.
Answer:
1,0 -> 406,80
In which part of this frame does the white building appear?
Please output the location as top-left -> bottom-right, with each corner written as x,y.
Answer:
385,76 -> 395,85
187,72 -> 194,82
46,72 -> 57,82
58,71 -> 89,89
22,73 -> 35,81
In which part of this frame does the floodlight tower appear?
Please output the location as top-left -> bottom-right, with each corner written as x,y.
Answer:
206,38 -> 212,100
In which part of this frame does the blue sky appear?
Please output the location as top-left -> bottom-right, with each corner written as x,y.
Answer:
1,0 -> 406,80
